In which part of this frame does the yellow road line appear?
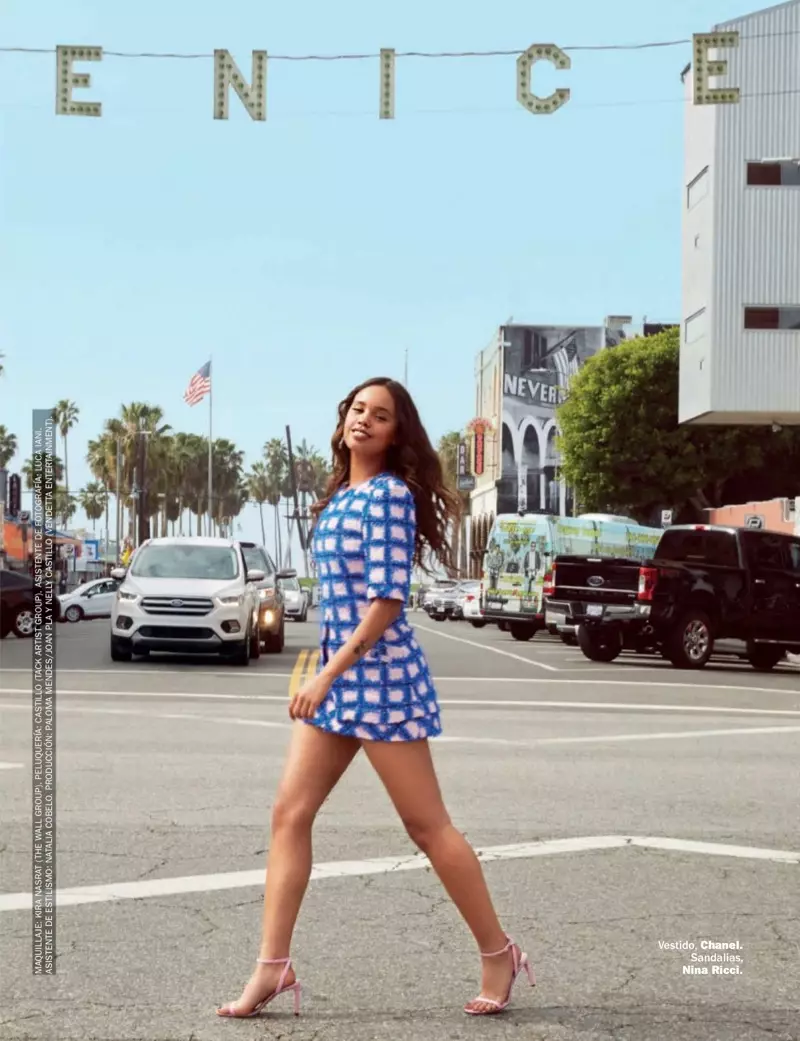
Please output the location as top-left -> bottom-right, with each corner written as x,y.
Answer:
288,649 -> 320,698
289,650 -> 309,699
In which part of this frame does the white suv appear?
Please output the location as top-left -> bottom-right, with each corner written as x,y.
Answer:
109,537 -> 264,665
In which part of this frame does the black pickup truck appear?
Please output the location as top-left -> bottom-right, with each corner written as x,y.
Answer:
545,525 -> 800,670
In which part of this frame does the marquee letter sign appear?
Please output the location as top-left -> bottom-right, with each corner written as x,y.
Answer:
213,49 -> 267,121
517,44 -> 571,115
56,45 -> 102,117
692,32 -> 740,105
380,48 -> 396,119
48,33 -> 745,121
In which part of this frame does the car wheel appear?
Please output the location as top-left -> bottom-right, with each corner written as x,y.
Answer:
110,636 -> 132,662
263,620 -> 285,654
64,604 -> 84,623
249,623 -> 262,660
509,622 -> 536,642
577,625 -> 623,662
666,610 -> 714,669
231,631 -> 251,666
471,621 -> 487,629
560,631 -> 577,646
12,605 -> 35,638
498,620 -> 509,632
747,643 -> 785,672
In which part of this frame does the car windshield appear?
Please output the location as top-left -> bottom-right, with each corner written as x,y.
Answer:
281,578 -> 301,592
130,544 -> 239,580
242,546 -> 274,573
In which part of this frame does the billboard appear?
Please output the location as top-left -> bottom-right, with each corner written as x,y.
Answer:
499,324 -> 610,515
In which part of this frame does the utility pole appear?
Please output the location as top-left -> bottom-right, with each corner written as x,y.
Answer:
114,439 -> 122,562
137,430 -> 149,547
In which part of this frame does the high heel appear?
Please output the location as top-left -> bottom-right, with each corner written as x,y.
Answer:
216,956 -> 302,1018
464,935 -> 536,1016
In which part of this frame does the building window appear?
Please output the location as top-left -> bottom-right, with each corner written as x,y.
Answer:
746,160 -> 800,186
684,308 -> 707,343
687,167 -> 709,209
744,306 -> 800,330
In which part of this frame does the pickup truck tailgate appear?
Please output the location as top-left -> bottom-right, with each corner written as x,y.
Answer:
554,556 -> 641,602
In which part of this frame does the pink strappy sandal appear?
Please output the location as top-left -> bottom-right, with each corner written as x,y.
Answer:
464,935 -> 536,1016
216,956 -> 302,1018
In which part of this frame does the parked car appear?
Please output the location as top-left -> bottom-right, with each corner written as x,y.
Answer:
109,537 -> 265,665
58,576 -> 120,622
456,581 -> 485,626
547,524 -> 800,670
0,569 -> 36,638
240,542 -> 290,652
423,579 -> 461,621
279,575 -> 308,622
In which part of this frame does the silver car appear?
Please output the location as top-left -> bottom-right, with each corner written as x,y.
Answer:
280,576 -> 308,622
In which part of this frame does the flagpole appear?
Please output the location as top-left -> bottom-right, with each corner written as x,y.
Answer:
208,357 -> 213,537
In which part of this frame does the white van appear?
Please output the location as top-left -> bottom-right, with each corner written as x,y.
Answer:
481,513 -> 662,641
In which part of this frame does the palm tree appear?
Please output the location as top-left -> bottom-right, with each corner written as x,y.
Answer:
247,461 -> 271,547
52,401 -> 80,526
102,403 -> 171,541
22,453 -> 65,489
54,487 -> 78,529
210,439 -> 245,537
0,425 -> 17,469
264,438 -> 288,566
79,481 -> 107,531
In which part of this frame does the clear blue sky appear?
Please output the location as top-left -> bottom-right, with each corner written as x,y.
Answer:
1,0 -> 740,551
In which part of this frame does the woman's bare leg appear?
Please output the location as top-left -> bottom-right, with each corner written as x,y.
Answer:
217,723 -> 360,1015
362,739 -> 516,1013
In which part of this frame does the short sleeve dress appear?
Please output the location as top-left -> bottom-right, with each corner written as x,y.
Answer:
304,472 -> 442,742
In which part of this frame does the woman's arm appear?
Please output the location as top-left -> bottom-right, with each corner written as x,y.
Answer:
319,598 -> 402,684
288,599 -> 403,720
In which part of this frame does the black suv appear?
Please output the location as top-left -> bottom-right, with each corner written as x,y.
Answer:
240,543 -> 294,653
0,569 -> 36,638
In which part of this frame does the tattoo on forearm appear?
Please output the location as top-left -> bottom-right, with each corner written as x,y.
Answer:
351,638 -> 372,660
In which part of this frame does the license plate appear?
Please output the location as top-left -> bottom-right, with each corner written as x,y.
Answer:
586,604 -> 604,617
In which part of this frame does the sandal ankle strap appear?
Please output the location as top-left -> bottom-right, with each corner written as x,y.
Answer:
480,936 -> 515,958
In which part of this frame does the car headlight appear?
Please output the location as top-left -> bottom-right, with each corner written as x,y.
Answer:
218,594 -> 243,606
118,590 -> 139,602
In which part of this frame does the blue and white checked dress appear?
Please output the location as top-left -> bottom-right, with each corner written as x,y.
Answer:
304,473 -> 442,742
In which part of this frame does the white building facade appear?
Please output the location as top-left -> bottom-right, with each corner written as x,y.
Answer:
680,0 -> 800,425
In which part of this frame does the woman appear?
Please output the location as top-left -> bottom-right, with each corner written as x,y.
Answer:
216,377 -> 535,1019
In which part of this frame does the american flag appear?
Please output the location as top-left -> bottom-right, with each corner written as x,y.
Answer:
184,361 -> 211,406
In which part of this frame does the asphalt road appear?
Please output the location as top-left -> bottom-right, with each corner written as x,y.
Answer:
1,613 -> 799,1041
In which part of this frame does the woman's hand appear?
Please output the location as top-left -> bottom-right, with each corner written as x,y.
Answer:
289,672 -> 331,720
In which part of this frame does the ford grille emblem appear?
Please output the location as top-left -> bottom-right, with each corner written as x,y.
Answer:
170,599 -> 184,607
587,576 -> 604,587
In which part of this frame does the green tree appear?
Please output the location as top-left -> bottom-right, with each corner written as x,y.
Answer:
79,481 -> 107,531
437,431 -> 468,575
556,327 -> 774,522
0,425 -> 17,469
247,461 -> 271,547
52,400 -> 80,527
22,453 -> 65,489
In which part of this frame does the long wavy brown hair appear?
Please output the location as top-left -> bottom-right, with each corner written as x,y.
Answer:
311,377 -> 461,574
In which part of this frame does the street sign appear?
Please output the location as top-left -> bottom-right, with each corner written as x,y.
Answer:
661,509 -> 673,528
744,514 -> 765,529
457,475 -> 476,492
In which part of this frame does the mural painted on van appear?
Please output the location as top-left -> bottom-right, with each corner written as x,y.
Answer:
482,514 -> 662,618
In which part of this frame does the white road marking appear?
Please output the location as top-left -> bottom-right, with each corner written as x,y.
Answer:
2,703 -> 799,749
0,762 -> 23,770
1,834 -> 796,913
414,623 -> 559,671
0,668 -> 296,679
2,688 -> 799,716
